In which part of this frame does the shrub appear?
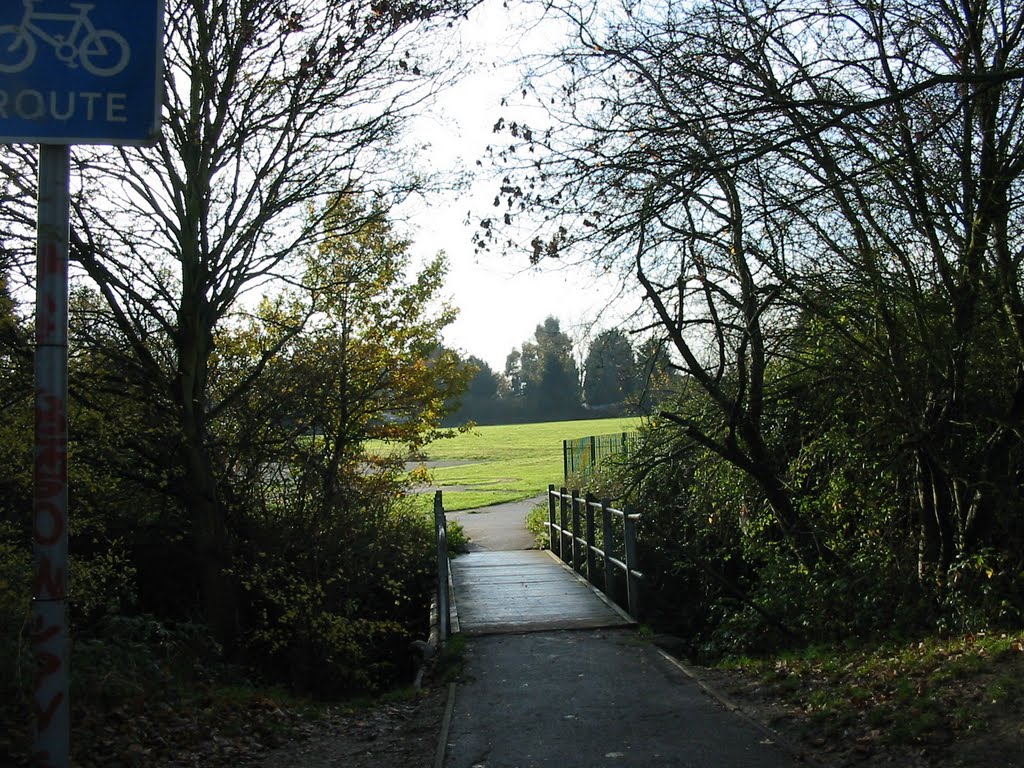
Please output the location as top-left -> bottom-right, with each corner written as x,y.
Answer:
0,528 -> 32,735
72,614 -> 224,704
237,480 -> 436,697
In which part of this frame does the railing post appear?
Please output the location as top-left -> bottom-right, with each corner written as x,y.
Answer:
601,498 -> 614,597
571,490 -> 582,573
584,493 -> 597,586
562,440 -> 569,482
623,505 -> 640,619
559,487 -> 570,564
434,490 -> 449,640
547,484 -> 557,555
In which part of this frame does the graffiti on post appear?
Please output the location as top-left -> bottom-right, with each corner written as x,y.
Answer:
32,389 -> 69,767
33,147 -> 71,766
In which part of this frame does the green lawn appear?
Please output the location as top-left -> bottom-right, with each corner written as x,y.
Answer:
411,417 -> 641,512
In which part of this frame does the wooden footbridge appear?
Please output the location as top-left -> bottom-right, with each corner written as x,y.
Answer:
433,486 -> 643,638
449,550 -> 631,635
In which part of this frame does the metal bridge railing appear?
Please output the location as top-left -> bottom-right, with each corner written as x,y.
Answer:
546,484 -> 643,619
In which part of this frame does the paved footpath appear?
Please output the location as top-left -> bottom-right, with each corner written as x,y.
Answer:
443,628 -> 802,768
440,495 -> 804,768
446,495 -> 542,551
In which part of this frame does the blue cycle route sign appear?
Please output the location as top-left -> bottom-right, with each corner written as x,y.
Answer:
0,0 -> 164,145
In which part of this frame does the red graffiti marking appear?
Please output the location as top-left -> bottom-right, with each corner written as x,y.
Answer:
32,615 -> 64,732
34,394 -> 68,531
35,394 -> 66,437
32,615 -> 59,645
33,556 -> 66,600
36,319 -> 58,344
34,475 -> 64,501
36,242 -> 66,345
38,242 -> 63,278
35,434 -> 67,464
33,690 -> 64,732
35,649 -> 60,681
34,439 -> 67,483
37,299 -> 58,342
33,500 -> 65,546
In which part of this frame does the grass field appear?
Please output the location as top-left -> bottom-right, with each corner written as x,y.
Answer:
411,417 -> 640,512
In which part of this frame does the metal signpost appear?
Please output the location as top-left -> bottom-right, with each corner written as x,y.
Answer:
0,2 -> 164,766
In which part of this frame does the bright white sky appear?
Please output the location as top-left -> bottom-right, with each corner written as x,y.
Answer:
400,0 -> 634,373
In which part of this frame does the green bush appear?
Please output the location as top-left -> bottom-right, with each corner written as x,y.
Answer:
69,541 -> 138,625
612,405 -> 1024,662
0,529 -> 32,729
237,481 -> 436,696
525,502 -> 549,548
939,549 -> 1024,634
445,517 -> 470,553
72,614 -> 224,704
609,420 -> 918,660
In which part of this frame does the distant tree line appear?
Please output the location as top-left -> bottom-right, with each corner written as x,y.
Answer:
447,316 -> 678,425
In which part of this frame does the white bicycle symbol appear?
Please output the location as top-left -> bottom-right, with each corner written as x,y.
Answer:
0,0 -> 130,77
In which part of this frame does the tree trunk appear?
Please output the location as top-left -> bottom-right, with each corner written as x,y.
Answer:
177,278 -> 238,649
915,452 -> 957,587
182,424 -> 238,651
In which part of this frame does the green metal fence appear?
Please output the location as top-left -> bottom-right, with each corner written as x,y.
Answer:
562,431 -> 638,480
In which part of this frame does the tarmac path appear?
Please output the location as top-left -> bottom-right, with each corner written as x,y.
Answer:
440,495 -> 804,768
444,629 -> 802,768
446,495 -> 543,551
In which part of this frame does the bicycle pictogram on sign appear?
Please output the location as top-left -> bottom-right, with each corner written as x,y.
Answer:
0,0 -> 130,77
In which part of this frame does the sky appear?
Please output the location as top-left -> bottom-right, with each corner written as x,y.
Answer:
399,0 -> 635,373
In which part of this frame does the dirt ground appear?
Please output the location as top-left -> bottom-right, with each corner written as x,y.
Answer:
251,685 -> 450,768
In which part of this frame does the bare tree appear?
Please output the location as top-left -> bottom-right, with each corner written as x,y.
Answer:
479,0 -> 1024,573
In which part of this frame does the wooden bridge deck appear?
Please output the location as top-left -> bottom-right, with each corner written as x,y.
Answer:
449,550 -> 633,635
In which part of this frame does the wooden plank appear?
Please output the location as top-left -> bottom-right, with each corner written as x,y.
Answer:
449,550 -> 632,636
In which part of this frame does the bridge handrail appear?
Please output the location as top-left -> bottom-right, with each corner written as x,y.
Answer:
433,490 -> 451,642
546,485 -> 642,618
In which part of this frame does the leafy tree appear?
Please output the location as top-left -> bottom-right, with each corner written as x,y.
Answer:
536,348 -> 580,419
199,196 -> 470,689
582,328 -> 636,407
0,0 -> 473,646
464,356 -> 501,401
504,348 -> 525,397
0,271 -> 32,686
528,317 -> 581,410
448,355 -> 505,424
0,271 -> 31,526
292,194 -> 470,459
503,316 -> 582,420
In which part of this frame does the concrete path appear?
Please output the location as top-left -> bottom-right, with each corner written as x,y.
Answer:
444,629 -> 802,768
